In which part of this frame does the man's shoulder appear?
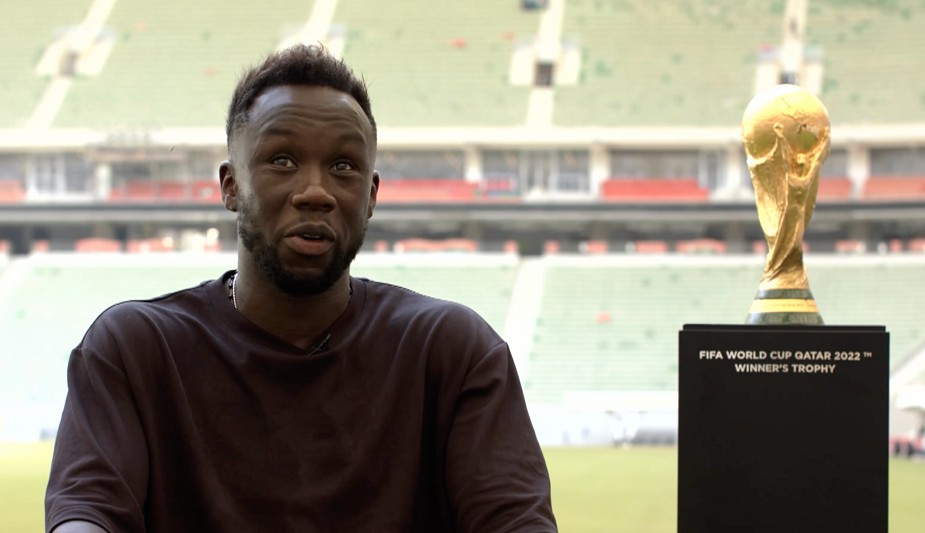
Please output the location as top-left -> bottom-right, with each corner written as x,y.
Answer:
100,278 -> 213,318
360,277 -> 480,317
84,277 -> 220,341
358,277 -> 502,342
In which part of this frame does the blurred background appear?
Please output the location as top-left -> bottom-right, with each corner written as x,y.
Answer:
1,0 -> 924,531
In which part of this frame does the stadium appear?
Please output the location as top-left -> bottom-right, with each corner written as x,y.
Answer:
1,0 -> 924,530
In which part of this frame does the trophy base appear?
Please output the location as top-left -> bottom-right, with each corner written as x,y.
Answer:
745,288 -> 824,325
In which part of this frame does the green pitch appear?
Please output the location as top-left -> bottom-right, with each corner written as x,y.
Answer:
4,443 -> 923,532
545,446 -> 925,532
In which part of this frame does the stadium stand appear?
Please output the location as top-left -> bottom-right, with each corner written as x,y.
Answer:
2,249 -> 924,440
599,177 -> 709,202
1,0 -> 924,448
74,237 -> 122,252
554,0 -> 781,126
0,179 -> 26,203
810,256 -> 925,367
126,237 -> 175,253
805,0 -> 925,124
833,239 -> 866,254
861,176 -> 925,201
335,0 -> 540,126
375,179 -> 481,203
191,179 -> 222,202
631,240 -> 670,254
0,1 -> 90,128
107,178 -> 152,201
674,238 -> 726,254
350,252 -> 517,334
392,238 -> 479,253
106,178 -> 223,203
525,256 -> 759,404
524,254 -> 925,404
52,0 -> 311,128
579,240 -> 608,254
816,176 -> 853,202
0,252 -> 232,438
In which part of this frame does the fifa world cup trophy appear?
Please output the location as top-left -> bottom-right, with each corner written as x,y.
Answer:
743,84 -> 830,325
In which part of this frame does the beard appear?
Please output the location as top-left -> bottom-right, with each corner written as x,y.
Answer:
237,206 -> 366,297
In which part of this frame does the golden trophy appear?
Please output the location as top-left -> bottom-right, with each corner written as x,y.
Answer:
742,84 -> 830,325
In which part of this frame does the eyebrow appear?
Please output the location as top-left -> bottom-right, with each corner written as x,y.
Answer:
259,126 -> 297,139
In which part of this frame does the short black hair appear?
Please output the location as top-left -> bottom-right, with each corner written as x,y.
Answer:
225,44 -> 376,149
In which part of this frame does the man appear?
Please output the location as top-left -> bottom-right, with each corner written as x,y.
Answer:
45,44 -> 556,532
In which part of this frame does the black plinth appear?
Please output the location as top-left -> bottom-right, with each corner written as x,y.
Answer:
678,324 -> 889,533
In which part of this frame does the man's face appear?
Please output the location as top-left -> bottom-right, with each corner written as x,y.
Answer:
220,85 -> 378,296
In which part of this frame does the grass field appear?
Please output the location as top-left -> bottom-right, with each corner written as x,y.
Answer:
4,443 -> 923,532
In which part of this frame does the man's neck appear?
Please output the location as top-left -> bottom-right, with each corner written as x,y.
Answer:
232,268 -> 351,351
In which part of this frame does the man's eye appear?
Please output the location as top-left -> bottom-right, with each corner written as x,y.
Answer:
332,161 -> 355,172
271,156 -> 296,167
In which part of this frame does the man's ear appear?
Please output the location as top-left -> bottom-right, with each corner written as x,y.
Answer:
219,161 -> 238,212
367,171 -> 380,218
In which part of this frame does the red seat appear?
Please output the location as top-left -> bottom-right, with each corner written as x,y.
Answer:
110,179 -> 156,201
862,176 -> 925,200
393,238 -> 478,252
74,238 -> 122,252
157,181 -> 188,199
0,179 -> 25,203
127,238 -> 175,253
375,179 -> 479,203
632,240 -> 669,253
580,240 -> 609,254
816,177 -> 852,201
675,239 -> 727,254
192,180 -> 222,202
834,239 -> 866,253
600,178 -> 709,202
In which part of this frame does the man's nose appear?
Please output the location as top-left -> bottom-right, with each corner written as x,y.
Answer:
290,167 -> 335,211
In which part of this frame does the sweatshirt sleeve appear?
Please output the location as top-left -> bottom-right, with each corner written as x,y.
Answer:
46,316 -> 150,533
444,341 -> 558,532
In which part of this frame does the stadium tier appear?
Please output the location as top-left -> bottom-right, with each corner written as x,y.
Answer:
806,0 -> 925,124
809,256 -> 925,365
525,254 -> 925,404
350,252 -> 518,333
53,0 -> 310,129
0,1 -> 88,128
4,252 -> 924,433
0,254 -> 229,400
36,0 -> 545,129
554,0 -> 781,126
5,0 -> 920,131
525,256 -> 759,403
0,0 -> 921,214
336,0 -> 540,127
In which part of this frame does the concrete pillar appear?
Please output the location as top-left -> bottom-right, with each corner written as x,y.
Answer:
723,222 -> 748,253
589,143 -> 609,197
464,145 -> 482,184
724,145 -> 746,196
23,156 -> 36,196
847,144 -> 870,197
95,161 -> 112,200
